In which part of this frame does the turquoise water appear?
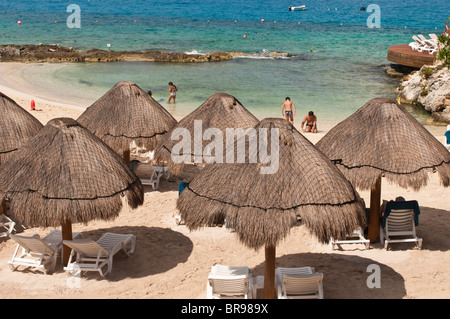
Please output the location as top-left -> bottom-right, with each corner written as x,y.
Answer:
1,0 -> 449,127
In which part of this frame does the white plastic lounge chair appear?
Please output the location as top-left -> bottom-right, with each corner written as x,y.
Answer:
427,47 -> 437,54
173,212 -> 183,225
429,33 -> 439,41
63,232 -> 136,278
207,264 -> 253,299
418,35 -> 438,53
380,209 -> 423,250
146,150 -> 155,160
129,161 -> 163,189
153,165 -> 171,180
224,216 -> 237,229
418,34 -> 438,47
412,35 -> 435,53
411,35 -> 426,51
409,41 -> 421,51
428,34 -> 440,47
275,267 -> 324,299
0,214 -> 15,238
130,140 -> 139,155
133,162 -> 163,190
8,230 -> 81,274
330,227 -> 370,250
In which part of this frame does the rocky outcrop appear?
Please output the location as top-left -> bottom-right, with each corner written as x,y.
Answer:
0,44 -> 244,63
398,63 -> 450,123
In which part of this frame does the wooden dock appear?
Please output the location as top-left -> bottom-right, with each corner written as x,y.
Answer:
387,44 -> 436,69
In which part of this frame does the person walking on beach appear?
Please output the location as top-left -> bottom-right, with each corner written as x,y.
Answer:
301,111 -> 318,133
281,97 -> 296,124
168,82 -> 178,103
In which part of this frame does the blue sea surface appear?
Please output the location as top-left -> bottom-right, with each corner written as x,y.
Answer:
0,0 -> 449,127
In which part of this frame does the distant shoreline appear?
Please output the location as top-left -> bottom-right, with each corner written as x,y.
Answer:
0,44 -> 292,63
0,44 -> 243,63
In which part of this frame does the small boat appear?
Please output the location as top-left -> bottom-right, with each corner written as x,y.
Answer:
288,5 -> 307,11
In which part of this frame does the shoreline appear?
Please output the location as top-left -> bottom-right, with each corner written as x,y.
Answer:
0,61 -> 331,142
0,44 -> 240,63
0,61 -> 447,143
0,44 -> 293,64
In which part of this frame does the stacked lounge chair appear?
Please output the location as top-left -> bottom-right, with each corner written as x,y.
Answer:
409,34 -> 439,54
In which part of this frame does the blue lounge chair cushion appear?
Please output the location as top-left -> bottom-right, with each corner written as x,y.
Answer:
178,182 -> 190,195
383,200 -> 421,227
445,130 -> 450,144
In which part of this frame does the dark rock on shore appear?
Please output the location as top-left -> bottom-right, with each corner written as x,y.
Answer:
0,44 -> 242,63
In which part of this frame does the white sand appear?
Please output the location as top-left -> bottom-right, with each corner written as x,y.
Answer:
0,62 -> 449,299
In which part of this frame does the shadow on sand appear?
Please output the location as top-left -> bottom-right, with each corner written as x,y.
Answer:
70,225 -> 193,282
253,253 -> 407,299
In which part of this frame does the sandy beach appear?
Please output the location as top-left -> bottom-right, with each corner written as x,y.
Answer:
0,63 -> 450,300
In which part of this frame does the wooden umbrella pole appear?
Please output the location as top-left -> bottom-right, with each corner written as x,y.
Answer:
61,217 -> 73,266
368,175 -> 382,242
263,245 -> 276,299
1,199 -> 6,215
123,149 -> 131,165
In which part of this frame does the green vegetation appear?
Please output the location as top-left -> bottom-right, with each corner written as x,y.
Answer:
421,67 -> 433,79
436,17 -> 450,68
420,86 -> 428,96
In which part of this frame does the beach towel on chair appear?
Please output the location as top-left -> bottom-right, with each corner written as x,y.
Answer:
383,200 -> 421,227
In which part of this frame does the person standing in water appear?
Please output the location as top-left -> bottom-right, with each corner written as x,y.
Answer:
168,82 -> 178,103
281,97 -> 296,124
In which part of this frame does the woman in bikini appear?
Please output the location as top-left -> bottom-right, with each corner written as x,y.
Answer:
168,82 -> 178,103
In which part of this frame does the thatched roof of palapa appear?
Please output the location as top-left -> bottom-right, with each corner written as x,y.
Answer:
154,93 -> 259,174
0,118 -> 143,228
315,98 -> 450,191
0,92 -> 43,165
77,81 -> 177,153
177,118 -> 366,250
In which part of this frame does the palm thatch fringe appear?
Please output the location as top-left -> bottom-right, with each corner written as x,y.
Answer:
154,93 -> 259,175
77,81 -> 177,153
178,186 -> 366,249
316,98 -> 450,191
3,183 -> 142,227
0,92 -> 43,165
0,118 -> 143,228
333,163 -> 450,191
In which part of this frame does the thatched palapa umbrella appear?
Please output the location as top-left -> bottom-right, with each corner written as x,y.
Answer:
77,81 -> 177,162
154,93 -> 259,174
0,92 -> 43,214
0,92 -> 43,165
0,118 -> 144,264
177,118 -> 366,298
315,98 -> 450,242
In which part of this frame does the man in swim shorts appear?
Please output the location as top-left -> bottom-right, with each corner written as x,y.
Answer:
301,111 -> 318,133
281,97 -> 296,124
168,82 -> 178,103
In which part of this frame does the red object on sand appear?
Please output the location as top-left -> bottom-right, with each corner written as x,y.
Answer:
31,99 -> 35,111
